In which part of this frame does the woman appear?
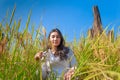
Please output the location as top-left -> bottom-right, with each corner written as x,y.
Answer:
35,28 -> 77,80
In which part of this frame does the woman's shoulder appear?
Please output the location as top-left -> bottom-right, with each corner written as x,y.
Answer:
64,47 -> 74,56
63,46 -> 72,50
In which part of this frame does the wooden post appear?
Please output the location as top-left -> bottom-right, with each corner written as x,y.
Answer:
93,6 -> 103,37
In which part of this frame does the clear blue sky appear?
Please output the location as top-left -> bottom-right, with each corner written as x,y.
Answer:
0,0 -> 120,41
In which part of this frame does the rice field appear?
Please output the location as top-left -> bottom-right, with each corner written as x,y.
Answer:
0,7 -> 120,80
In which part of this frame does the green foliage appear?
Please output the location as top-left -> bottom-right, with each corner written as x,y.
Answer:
0,6 -> 120,80
72,28 -> 120,80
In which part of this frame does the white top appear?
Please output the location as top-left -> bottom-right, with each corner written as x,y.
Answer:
41,48 -> 77,79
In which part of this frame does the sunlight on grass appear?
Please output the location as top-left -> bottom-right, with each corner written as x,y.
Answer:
0,6 -> 120,80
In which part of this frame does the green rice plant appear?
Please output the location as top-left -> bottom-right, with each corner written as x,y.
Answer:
0,6 -> 45,80
71,26 -> 120,80
0,5 -> 120,80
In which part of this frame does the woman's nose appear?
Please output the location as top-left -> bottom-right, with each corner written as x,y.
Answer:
54,37 -> 57,40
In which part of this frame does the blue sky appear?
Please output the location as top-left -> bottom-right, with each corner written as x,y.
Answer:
0,0 -> 120,41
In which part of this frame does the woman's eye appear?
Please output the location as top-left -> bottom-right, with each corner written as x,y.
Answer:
52,35 -> 55,38
51,35 -> 60,38
56,36 -> 60,38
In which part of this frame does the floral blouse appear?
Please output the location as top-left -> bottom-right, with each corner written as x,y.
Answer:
41,48 -> 77,79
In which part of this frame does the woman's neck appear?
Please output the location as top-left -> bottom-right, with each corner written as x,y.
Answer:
51,47 -> 57,54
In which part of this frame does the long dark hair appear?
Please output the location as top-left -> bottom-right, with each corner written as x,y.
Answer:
47,28 -> 69,60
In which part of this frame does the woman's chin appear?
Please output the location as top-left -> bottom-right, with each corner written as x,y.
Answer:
53,44 -> 59,47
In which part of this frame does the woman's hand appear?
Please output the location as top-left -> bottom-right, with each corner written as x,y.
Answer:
34,51 -> 43,61
64,67 -> 76,80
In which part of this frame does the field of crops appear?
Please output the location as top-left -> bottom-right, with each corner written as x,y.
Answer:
0,7 -> 120,80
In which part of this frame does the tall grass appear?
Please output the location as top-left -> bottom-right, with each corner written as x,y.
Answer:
0,7 -> 44,80
72,28 -> 120,80
0,7 -> 120,80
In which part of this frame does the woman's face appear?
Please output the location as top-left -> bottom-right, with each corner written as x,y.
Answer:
49,31 -> 61,47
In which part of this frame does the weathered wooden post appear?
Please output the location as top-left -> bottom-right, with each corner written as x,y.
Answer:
87,6 -> 106,63
88,6 -> 103,38
93,6 -> 103,37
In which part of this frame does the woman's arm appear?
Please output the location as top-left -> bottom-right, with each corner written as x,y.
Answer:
64,48 -> 77,80
68,48 -> 77,67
